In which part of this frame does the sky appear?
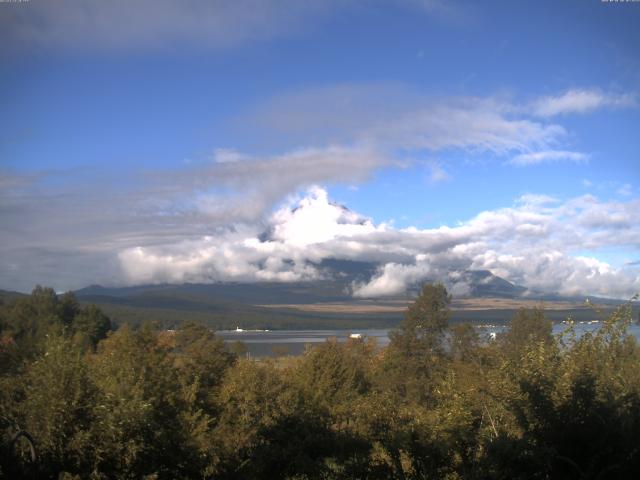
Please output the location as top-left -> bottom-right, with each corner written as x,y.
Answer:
0,0 -> 639,298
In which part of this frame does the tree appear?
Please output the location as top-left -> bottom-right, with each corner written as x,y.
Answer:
173,321 -> 235,403
449,323 -> 480,363
0,287 -> 112,360
499,307 -> 552,361
215,358 -> 335,479
381,283 -> 451,403
71,304 -> 112,349
3,286 -> 62,359
86,323 -> 191,479
294,338 -> 371,424
57,292 -> 80,328
14,334 -> 97,477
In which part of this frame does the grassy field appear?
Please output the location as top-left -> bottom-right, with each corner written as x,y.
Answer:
4,286 -> 630,331
90,296 -> 629,331
258,297 -> 593,313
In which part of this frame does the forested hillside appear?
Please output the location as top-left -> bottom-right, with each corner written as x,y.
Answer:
1,285 -> 639,479
70,278 -> 622,331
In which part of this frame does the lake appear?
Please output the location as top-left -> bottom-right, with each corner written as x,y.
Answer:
217,321 -> 640,357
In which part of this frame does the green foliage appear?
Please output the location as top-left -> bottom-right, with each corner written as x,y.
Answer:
1,286 -> 63,360
72,304 -> 112,349
173,321 -> 236,405
0,287 -> 113,367
294,338 -> 372,420
214,358 -> 336,479
382,283 -> 451,403
498,306 -> 553,360
1,284 -> 639,479
86,324 -> 191,478
449,323 -> 480,363
18,334 -> 96,476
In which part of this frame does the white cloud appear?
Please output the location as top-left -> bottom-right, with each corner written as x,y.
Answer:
508,150 -> 588,166
3,85 -> 636,292
248,86 -> 569,158
0,146 -> 387,291
372,102 -> 565,155
352,262 -> 432,297
118,187 -> 640,300
118,186 -> 388,285
531,89 -> 637,117
268,187 -> 379,247
166,144 -> 389,224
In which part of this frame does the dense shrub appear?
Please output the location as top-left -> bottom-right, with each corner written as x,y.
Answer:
1,285 -> 638,479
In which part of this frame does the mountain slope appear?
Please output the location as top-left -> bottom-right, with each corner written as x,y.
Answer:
67,259 -> 632,329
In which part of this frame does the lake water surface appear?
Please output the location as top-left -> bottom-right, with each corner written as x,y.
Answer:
217,321 -> 640,357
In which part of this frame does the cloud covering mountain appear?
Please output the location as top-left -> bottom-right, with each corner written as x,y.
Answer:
1,4 -> 638,300
118,186 -> 640,299
1,85 -> 638,296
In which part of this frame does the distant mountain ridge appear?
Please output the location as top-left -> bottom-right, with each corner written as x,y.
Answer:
0,259 -> 617,330
0,288 -> 27,303
73,260 -> 608,305
75,264 -> 529,305
453,270 -> 528,298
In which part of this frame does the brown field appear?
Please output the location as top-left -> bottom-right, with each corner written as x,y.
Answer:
450,298 -> 587,311
257,302 -> 409,314
257,297 -> 590,314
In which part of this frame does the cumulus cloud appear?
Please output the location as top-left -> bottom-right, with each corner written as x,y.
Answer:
118,187 -> 640,300
118,187 -> 386,285
352,261 -> 432,297
531,88 -> 637,117
353,194 -> 640,299
268,187 -> 379,247
0,146 -> 386,291
2,85 -> 637,293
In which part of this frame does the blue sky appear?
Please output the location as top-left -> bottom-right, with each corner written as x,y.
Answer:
1,0 -> 639,296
